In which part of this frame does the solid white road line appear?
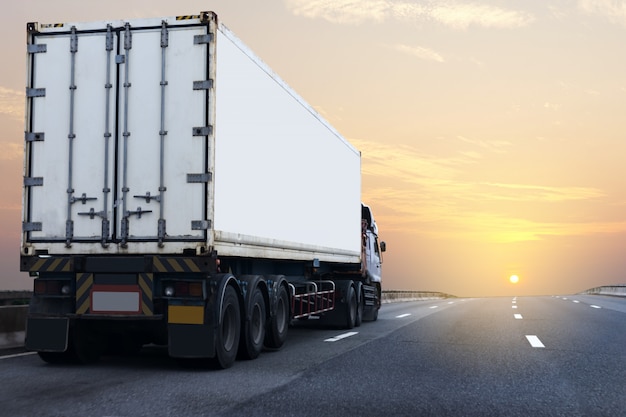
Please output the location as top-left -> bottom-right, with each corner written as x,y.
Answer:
590,305 -> 601,309
325,332 -> 358,342
526,335 -> 545,348
514,314 -> 523,319
396,313 -> 411,318
0,352 -> 36,360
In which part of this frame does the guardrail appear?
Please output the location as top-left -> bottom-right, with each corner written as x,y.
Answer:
0,290 -> 453,349
381,290 -> 454,303
580,285 -> 626,297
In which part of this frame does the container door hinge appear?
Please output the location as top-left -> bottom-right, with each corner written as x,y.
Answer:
23,222 -> 42,232
194,33 -> 214,45
24,177 -> 43,187
193,80 -> 213,90
187,173 -> 212,183
25,132 -> 45,142
28,44 -> 47,54
26,88 -> 46,98
192,220 -> 211,230
192,126 -> 213,136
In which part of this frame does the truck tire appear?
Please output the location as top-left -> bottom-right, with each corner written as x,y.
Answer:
372,282 -> 381,322
239,287 -> 266,360
355,288 -> 364,327
214,285 -> 241,369
345,285 -> 357,329
265,284 -> 289,349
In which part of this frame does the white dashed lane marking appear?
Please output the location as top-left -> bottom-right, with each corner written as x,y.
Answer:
325,332 -> 358,342
514,314 -> 523,319
590,305 -> 601,309
526,335 -> 545,348
396,313 -> 411,318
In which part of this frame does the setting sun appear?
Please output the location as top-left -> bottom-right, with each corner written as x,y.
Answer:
509,275 -> 520,284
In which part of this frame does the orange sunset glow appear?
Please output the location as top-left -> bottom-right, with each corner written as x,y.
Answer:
1,1 -> 625,296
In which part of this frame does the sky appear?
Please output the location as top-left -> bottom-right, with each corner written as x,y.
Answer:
1,0 -> 626,296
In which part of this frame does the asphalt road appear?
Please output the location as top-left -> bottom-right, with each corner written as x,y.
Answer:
1,295 -> 624,417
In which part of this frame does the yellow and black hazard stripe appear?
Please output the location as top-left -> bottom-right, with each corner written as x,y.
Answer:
41,23 -> 65,29
153,257 -> 202,273
28,257 -> 72,273
76,272 -> 94,315
176,15 -> 201,21
138,273 -> 154,316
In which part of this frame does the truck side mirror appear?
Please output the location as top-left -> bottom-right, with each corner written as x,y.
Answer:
380,241 -> 386,252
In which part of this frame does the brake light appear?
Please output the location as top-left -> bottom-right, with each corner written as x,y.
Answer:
164,281 -> 203,297
34,280 -> 72,296
34,280 -> 47,295
189,282 -> 203,297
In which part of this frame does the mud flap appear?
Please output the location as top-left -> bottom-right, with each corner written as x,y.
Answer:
168,324 -> 215,358
26,317 -> 69,352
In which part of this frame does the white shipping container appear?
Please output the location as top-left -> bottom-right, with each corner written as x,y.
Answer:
22,13 -> 361,264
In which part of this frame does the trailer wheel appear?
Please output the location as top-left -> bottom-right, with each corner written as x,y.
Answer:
345,285 -> 357,329
239,287 -> 266,360
265,284 -> 289,349
214,285 -> 241,369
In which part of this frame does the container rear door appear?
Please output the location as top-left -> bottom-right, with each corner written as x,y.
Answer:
24,17 -> 214,253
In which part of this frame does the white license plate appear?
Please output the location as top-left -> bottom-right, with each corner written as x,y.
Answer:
91,286 -> 141,313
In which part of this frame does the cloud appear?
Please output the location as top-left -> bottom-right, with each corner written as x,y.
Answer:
476,182 -> 605,202
351,137 -> 613,242
429,3 -> 534,30
579,0 -> 626,25
543,102 -> 562,111
285,0 -> 534,29
0,86 -> 24,122
384,43 -> 445,62
456,135 -> 511,153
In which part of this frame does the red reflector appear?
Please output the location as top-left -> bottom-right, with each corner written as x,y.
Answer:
34,280 -> 47,295
189,283 -> 203,297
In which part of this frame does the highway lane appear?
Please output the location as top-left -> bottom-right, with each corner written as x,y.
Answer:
0,296 -> 624,416
227,295 -> 625,416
